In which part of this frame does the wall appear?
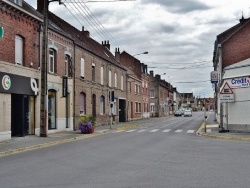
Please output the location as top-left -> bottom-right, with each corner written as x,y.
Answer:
222,21 -> 250,68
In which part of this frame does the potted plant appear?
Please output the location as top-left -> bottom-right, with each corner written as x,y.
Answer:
78,115 -> 96,134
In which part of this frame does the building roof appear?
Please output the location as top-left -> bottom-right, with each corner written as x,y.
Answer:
48,12 -> 126,70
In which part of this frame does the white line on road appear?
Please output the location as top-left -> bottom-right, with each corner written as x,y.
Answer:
175,129 -> 183,133
126,129 -> 137,132
149,129 -> 159,132
138,129 -> 147,132
162,129 -> 171,132
187,130 -> 195,133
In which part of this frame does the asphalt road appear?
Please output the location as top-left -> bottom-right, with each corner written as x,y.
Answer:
0,111 -> 250,188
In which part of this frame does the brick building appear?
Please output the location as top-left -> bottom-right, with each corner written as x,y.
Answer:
117,50 -> 150,121
149,71 -> 174,117
213,16 -> 250,132
47,11 -> 127,127
0,0 -> 41,141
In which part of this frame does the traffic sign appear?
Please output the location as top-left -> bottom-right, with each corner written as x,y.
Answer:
0,27 -> 4,38
220,82 -> 234,102
220,82 -> 233,94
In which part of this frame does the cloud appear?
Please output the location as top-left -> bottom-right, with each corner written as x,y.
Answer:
142,0 -> 211,14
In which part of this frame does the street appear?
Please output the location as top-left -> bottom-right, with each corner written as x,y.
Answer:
0,111 -> 250,188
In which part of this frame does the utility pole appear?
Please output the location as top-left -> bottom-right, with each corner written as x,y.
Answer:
40,0 -> 62,137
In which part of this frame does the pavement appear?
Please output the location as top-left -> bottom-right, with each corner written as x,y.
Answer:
1,114 -> 249,157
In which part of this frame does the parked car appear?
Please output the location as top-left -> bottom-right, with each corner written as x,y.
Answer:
184,110 -> 192,117
174,110 -> 182,117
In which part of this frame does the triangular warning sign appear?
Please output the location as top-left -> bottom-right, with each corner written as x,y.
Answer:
220,82 -> 233,94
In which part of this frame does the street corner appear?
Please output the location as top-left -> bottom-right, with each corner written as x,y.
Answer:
196,123 -> 250,141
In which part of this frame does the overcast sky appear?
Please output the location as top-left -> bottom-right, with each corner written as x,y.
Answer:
26,0 -> 250,98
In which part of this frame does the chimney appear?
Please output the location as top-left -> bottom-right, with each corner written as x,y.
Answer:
102,40 -> 110,50
82,26 -> 90,38
115,48 -> 120,63
239,13 -> 249,24
150,71 -> 154,77
37,0 -> 44,13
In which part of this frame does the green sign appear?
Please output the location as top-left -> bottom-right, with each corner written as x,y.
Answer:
0,27 -> 4,38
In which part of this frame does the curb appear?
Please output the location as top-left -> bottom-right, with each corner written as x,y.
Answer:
0,131 -> 104,158
196,122 -> 250,141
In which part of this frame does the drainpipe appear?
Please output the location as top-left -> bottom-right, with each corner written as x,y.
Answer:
73,40 -> 76,131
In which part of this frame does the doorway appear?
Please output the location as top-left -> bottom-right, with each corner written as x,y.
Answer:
92,94 -> 96,117
11,94 -> 35,136
48,90 -> 56,129
119,99 -> 126,122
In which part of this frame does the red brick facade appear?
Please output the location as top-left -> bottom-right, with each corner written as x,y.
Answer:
0,2 -> 40,68
222,20 -> 250,68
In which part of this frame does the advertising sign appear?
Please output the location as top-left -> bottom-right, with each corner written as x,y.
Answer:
0,72 -> 39,95
227,76 -> 250,88
210,71 -> 219,83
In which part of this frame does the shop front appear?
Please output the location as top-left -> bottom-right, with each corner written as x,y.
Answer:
0,72 -> 39,140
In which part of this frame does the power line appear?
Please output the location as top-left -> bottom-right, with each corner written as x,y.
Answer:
63,0 -> 128,49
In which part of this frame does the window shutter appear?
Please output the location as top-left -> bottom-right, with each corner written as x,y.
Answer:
100,67 -> 104,85
109,70 -> 112,87
81,58 -> 85,78
15,35 -> 23,65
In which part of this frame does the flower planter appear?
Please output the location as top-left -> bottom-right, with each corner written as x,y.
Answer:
78,121 -> 94,134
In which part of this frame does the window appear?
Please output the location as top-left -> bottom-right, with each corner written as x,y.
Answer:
100,67 -> 104,85
150,103 -> 155,112
128,82 -> 131,92
49,49 -> 55,73
79,92 -> 86,115
100,95 -> 105,115
150,90 -> 155,98
92,63 -> 95,82
121,75 -> 124,90
109,70 -> 112,87
81,58 -> 85,78
114,73 -> 117,88
65,55 -> 70,76
15,35 -> 23,65
135,84 -> 137,94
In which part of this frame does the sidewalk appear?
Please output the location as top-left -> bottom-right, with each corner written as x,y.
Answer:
0,117 -> 163,157
197,112 -> 250,141
1,115 -> 250,157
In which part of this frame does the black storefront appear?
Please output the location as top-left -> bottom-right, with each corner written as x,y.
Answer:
0,72 -> 38,137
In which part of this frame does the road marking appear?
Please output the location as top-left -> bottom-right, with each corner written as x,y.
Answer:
175,129 -> 183,133
207,129 -> 212,133
126,129 -> 137,132
162,129 -> 171,132
113,130 -> 124,133
138,129 -> 147,132
149,129 -> 159,132
187,130 -> 195,133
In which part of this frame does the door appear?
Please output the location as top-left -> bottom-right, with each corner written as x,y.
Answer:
11,94 -> 30,136
48,90 -> 56,129
92,94 -> 96,117
119,99 -> 126,122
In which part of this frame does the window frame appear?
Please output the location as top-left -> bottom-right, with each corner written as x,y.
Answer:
15,35 -> 23,65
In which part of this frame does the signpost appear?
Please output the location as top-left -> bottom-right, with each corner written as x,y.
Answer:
220,82 -> 234,131
219,82 -> 234,102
